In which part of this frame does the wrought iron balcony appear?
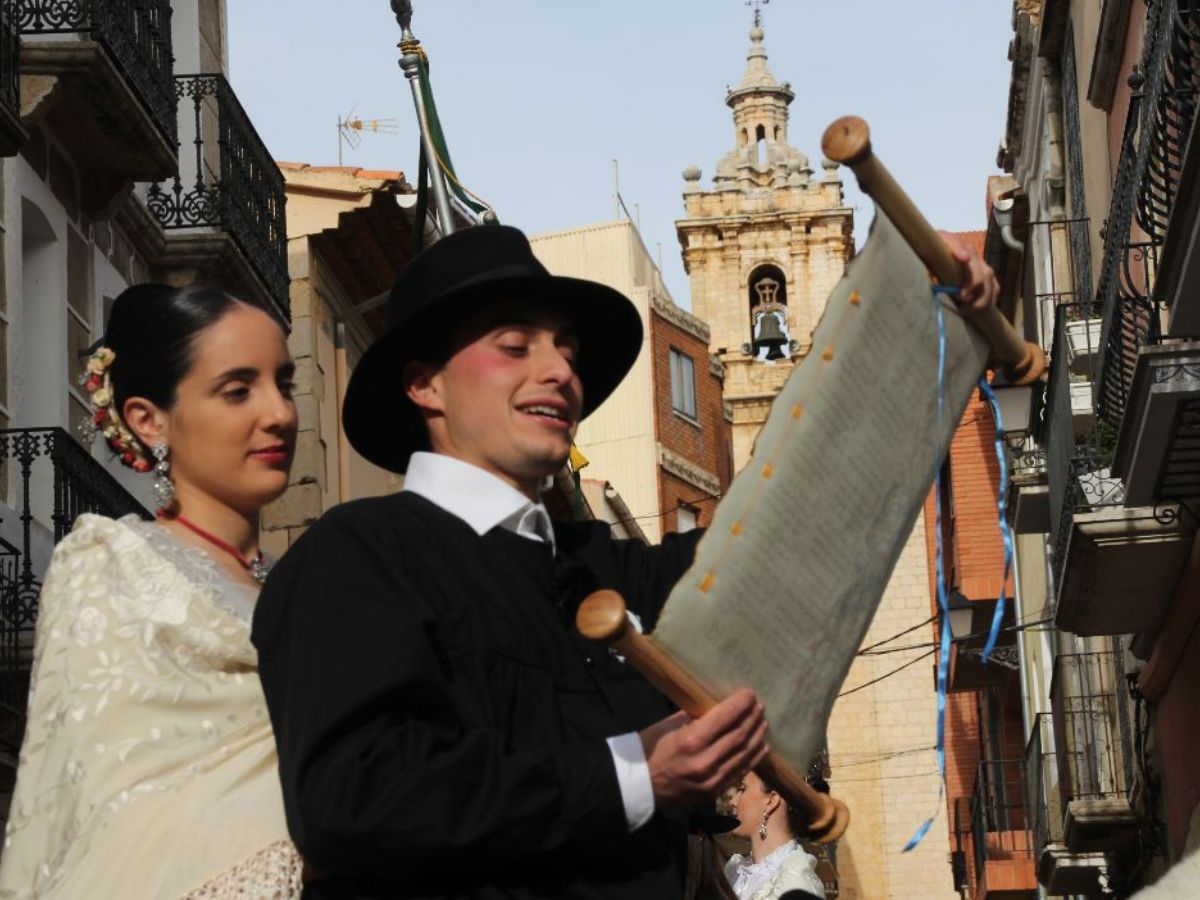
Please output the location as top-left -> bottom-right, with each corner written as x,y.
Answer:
966,759 -> 1036,897
1047,305 -> 1193,637
1025,712 -> 1109,896
146,73 -> 289,322
1097,0 -> 1200,428
951,797 -> 971,894
15,0 -> 177,211
0,0 -> 24,155
1050,651 -> 1139,856
1008,434 -> 1049,534
1027,218 -> 1098,334
1154,10 -> 1200,337
1105,4 -> 1200,507
0,428 -> 149,756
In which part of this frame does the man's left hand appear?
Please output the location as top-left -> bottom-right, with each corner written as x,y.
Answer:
938,231 -> 1000,315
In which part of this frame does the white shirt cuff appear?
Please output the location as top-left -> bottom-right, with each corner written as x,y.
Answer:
607,731 -> 655,832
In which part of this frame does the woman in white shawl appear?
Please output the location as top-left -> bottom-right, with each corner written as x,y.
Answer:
724,772 -> 826,900
0,284 -> 303,898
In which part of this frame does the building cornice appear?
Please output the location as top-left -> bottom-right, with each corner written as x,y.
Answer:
657,444 -> 721,496
675,208 -> 853,232
1000,8 -> 1037,171
651,294 -> 710,343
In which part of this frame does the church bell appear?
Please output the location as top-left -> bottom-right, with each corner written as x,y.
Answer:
753,310 -> 788,361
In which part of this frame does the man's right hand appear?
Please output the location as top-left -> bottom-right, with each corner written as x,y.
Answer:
639,689 -> 769,809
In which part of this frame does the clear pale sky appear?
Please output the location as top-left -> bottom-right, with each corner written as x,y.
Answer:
228,1 -> 1014,307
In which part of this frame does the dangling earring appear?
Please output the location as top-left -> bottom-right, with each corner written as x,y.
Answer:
758,810 -> 769,841
152,441 -> 175,512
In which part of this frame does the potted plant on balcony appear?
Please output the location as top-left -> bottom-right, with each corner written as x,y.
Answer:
1064,304 -> 1103,364
1069,371 -> 1095,417
1073,421 -> 1124,508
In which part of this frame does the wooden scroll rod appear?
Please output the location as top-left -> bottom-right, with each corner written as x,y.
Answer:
821,115 -> 1047,386
577,590 -> 850,843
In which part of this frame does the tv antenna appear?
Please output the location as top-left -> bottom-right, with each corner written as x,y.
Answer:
337,106 -> 399,165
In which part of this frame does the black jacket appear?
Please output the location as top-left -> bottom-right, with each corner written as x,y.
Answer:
252,491 -> 703,899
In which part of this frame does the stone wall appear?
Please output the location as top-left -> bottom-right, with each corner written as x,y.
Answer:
261,271 -> 327,555
826,513 -> 961,899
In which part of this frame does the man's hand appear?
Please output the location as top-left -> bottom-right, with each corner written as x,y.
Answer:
939,231 -> 1000,315
640,689 -> 769,809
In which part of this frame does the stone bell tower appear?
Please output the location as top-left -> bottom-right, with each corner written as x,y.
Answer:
676,23 -> 854,471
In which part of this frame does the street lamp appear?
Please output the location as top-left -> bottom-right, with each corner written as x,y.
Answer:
946,589 -> 975,642
987,377 -> 1042,450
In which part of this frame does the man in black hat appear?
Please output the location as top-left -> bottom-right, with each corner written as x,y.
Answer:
253,225 -> 771,899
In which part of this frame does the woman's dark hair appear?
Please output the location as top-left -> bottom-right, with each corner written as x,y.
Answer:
103,283 -> 271,415
762,774 -> 829,839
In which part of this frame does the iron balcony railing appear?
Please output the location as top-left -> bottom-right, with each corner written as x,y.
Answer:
1008,435 -> 1047,484
1097,0 -> 1200,428
1050,651 -> 1133,806
1028,218 -> 1097,327
1025,712 -> 1064,860
968,759 -> 1033,891
146,73 -> 289,321
952,796 -> 971,894
0,428 -> 149,753
1045,304 -> 1127,597
1137,0 -> 1200,250
15,0 -> 176,145
0,1 -> 19,128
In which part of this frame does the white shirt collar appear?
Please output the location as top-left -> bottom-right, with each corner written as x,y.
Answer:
403,452 -> 556,553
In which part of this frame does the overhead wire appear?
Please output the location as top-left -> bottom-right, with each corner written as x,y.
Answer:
858,614 -> 1056,656
856,614 -> 937,654
616,490 -> 723,526
837,649 -> 936,698
833,745 -> 937,769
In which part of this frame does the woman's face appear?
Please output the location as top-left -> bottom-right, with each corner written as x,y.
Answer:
162,304 -> 297,517
729,771 -> 775,839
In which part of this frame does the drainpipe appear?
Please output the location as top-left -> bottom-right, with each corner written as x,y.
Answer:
334,321 -> 352,504
604,483 -> 649,545
992,197 -> 1025,253
332,288 -> 389,501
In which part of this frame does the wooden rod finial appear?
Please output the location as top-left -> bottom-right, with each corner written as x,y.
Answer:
821,116 -> 872,168
577,590 -> 630,643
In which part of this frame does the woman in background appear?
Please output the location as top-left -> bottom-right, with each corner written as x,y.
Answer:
724,772 -> 827,900
0,284 -> 302,898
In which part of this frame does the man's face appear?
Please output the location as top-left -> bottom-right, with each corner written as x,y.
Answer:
406,302 -> 583,497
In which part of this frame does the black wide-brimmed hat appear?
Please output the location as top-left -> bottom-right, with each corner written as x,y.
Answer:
343,224 -> 644,473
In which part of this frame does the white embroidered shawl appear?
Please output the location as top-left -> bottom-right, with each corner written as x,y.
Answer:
0,515 -> 300,898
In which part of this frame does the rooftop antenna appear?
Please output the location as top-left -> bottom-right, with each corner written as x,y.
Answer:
338,106 -> 399,166
745,0 -> 770,27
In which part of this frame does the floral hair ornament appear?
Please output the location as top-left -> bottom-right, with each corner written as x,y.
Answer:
77,345 -> 153,473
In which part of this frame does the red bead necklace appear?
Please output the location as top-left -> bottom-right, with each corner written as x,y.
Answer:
164,513 -> 271,584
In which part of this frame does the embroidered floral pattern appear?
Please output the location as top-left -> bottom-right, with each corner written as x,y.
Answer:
0,515 -> 296,899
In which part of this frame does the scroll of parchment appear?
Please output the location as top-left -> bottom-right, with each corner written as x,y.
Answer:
579,209 -> 991,840
651,208 -> 989,773
579,119 -> 1046,839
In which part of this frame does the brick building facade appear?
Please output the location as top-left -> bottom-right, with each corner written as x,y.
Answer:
649,295 -> 732,534
530,220 -> 731,541
923,343 -> 1036,898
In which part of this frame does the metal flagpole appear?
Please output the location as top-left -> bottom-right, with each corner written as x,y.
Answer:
391,0 -> 457,236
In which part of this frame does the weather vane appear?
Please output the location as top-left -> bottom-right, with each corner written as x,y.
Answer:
745,0 -> 770,27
